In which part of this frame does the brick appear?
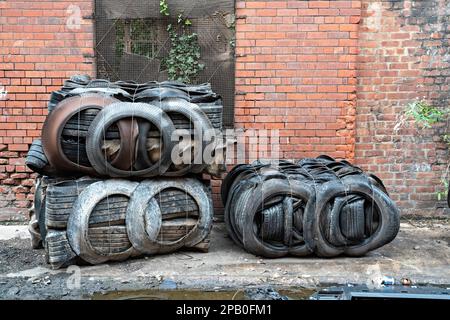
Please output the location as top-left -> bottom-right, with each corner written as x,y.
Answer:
309,1 -> 330,9
7,144 -> 29,152
256,9 -> 277,17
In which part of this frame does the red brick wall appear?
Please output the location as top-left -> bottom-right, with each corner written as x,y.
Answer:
0,0 -> 448,221
0,0 -> 95,221
234,0 -> 360,160
210,0 -> 362,218
356,0 -> 450,216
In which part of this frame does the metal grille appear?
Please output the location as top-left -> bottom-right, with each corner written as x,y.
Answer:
94,0 -> 236,127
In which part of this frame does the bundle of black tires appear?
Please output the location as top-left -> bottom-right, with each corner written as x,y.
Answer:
34,176 -> 213,269
27,76 -> 219,269
222,156 -> 400,258
26,75 -> 224,178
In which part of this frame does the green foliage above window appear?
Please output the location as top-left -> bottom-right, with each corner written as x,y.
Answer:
163,24 -> 204,84
158,3 -> 204,84
114,1 -> 205,84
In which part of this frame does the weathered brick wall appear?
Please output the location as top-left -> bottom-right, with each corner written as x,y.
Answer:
211,0 -> 362,217
0,0 -> 95,221
234,0 -> 360,160
213,0 -> 361,215
356,0 -> 450,216
1,0 -> 449,221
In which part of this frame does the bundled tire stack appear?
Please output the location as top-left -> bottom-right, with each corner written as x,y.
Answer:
222,155 -> 400,258
27,75 -> 224,178
27,76 -> 220,269
36,177 -> 213,269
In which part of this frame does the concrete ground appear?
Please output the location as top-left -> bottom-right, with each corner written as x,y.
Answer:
0,219 -> 449,299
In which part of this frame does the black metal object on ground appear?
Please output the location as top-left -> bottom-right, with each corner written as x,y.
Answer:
311,285 -> 450,300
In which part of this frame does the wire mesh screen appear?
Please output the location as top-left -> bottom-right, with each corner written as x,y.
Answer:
94,0 -> 236,127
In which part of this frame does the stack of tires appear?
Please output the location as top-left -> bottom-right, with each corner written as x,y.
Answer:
37,177 -> 213,269
222,156 -> 400,258
27,76 -> 218,269
26,75 -> 225,178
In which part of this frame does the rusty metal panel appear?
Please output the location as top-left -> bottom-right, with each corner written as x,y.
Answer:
94,0 -> 235,127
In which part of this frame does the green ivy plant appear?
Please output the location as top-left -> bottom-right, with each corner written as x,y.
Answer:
403,99 -> 449,201
164,24 -> 204,84
437,179 -> 449,201
158,3 -> 204,84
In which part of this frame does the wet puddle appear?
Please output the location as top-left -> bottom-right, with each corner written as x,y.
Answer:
91,288 -> 316,300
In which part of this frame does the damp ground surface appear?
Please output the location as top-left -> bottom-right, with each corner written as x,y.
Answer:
0,220 -> 449,300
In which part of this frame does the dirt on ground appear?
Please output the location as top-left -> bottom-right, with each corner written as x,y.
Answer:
0,219 -> 449,300
0,239 -> 45,275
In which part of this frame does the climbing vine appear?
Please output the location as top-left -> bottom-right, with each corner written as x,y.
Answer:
159,1 -> 204,84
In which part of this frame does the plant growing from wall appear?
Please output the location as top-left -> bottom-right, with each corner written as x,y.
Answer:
159,2 -> 204,84
405,100 -> 444,129
164,24 -> 204,84
399,99 -> 450,201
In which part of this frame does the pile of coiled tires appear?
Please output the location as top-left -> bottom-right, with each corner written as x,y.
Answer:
26,75 -> 224,178
27,75 -> 219,269
36,176 -> 213,268
222,156 -> 400,258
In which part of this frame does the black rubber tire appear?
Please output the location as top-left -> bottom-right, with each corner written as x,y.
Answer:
26,154 -> 47,170
313,178 -> 400,257
63,123 -> 92,130
259,202 -> 284,241
34,177 -> 47,244
223,181 -> 253,249
242,178 -> 314,258
147,98 -> 214,176
25,140 -> 53,175
223,166 -> 314,257
46,179 -> 98,198
125,178 -> 213,255
86,102 -> 175,177
134,120 -> 153,171
67,180 -> 139,264
62,129 -> 121,140
45,178 -> 99,229
45,229 -> 77,269
42,94 -> 121,176
221,163 -> 270,206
